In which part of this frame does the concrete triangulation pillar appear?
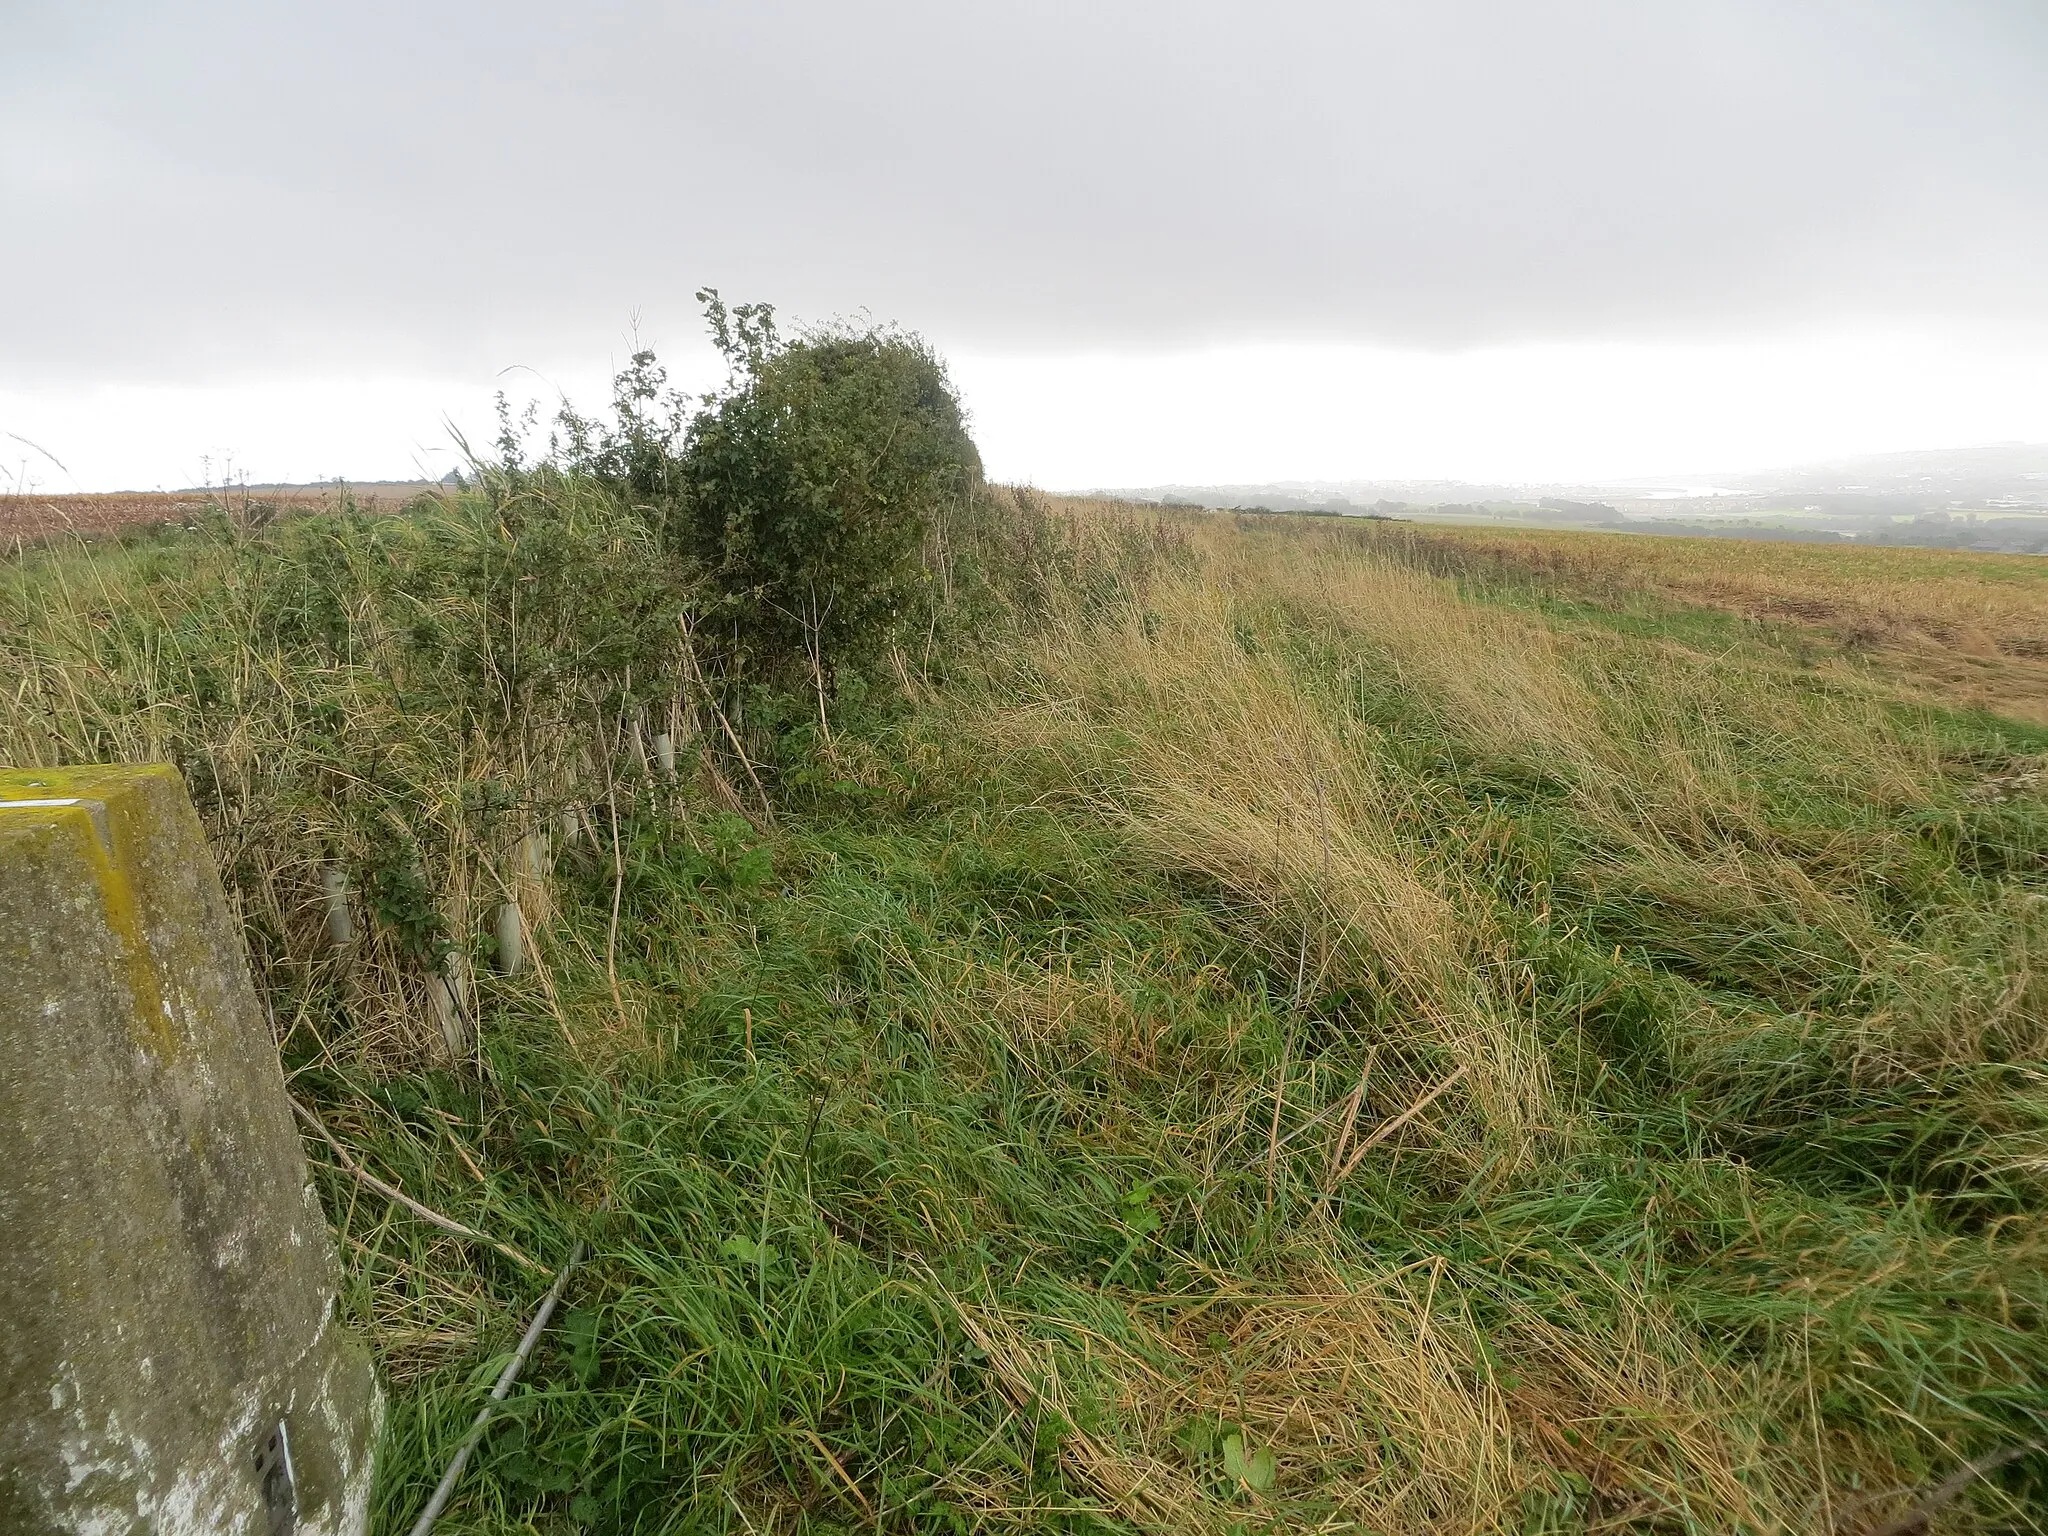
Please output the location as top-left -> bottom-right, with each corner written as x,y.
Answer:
0,764 -> 379,1536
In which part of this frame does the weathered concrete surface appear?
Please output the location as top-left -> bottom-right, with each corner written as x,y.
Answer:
0,765 -> 379,1536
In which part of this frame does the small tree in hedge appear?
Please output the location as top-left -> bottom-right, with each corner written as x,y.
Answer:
553,347 -> 694,502
674,291 -> 982,696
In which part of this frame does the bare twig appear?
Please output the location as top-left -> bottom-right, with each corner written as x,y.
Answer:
696,743 -> 752,819
291,1100 -> 542,1274
1860,1441 -> 2045,1536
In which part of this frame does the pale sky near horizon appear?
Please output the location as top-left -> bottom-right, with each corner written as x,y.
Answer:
5,1 -> 2046,492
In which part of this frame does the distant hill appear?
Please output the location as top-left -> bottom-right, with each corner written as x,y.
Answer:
1092,444 -> 2048,554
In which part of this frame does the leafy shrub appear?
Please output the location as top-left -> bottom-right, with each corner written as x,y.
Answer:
566,293 -> 982,692
4,292 -> 991,1067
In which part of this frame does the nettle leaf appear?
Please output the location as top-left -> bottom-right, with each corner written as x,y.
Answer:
1247,1447 -> 1277,1492
561,1308 -> 602,1386
1220,1433 -> 1277,1492
1176,1418 -> 1219,1457
1120,1182 -> 1162,1236
722,1234 -> 777,1272
728,844 -> 774,891
500,1448 -> 578,1493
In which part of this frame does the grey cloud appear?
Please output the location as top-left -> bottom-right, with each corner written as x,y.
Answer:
5,0 -> 2045,384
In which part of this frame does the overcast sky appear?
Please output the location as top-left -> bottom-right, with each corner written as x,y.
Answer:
6,0 -> 2046,491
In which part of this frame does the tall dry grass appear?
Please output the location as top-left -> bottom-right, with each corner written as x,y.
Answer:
1208,517 -> 2044,1088
0,489 -> 694,1071
948,1245 -> 1914,1536
988,563 -> 1560,1170
927,499 -> 2048,1532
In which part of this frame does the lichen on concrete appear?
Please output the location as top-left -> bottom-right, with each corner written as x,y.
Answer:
0,765 -> 379,1535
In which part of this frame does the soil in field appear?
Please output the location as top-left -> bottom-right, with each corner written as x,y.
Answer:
1,485 -> 435,545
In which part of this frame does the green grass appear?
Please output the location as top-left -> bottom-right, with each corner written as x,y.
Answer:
7,493 -> 2048,1533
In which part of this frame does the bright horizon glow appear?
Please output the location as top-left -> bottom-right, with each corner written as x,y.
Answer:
955,328 -> 2048,490
4,327 -> 2046,496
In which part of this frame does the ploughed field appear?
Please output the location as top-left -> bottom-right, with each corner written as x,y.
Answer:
4,493 -> 2046,1534
1,486 -> 429,543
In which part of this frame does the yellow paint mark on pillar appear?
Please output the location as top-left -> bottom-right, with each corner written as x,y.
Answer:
2,767 -> 179,1057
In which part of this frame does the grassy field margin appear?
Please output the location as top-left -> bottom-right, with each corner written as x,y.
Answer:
5,491 -> 2047,1534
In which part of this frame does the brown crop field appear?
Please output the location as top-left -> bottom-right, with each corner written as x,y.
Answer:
0,485 -> 432,545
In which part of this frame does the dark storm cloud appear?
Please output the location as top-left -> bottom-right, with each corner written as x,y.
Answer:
6,0 -> 2045,383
